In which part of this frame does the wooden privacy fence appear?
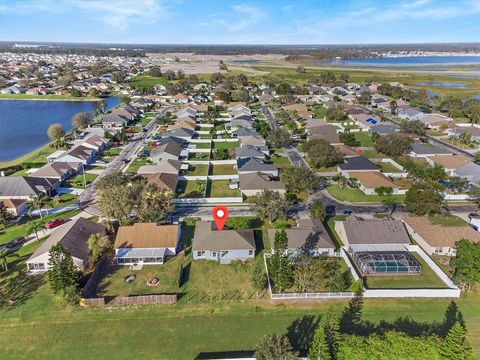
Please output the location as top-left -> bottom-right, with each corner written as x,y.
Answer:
80,294 -> 177,307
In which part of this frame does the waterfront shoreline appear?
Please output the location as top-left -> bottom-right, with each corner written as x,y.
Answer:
0,96 -> 103,102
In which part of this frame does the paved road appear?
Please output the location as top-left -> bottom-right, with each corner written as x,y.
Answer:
80,107 -> 171,216
260,104 -> 277,129
171,206 -> 255,221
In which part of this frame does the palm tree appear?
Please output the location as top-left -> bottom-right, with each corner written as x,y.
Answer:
348,177 -> 360,189
27,193 -> 46,219
337,175 -> 348,189
26,219 -> 44,241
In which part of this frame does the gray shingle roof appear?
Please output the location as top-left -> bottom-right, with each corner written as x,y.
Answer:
237,157 -> 278,173
410,143 -> 452,155
192,221 -> 256,251
338,156 -> 379,171
342,216 -> 411,245
0,176 -> 57,197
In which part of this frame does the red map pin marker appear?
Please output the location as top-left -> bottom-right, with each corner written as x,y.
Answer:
212,205 -> 229,231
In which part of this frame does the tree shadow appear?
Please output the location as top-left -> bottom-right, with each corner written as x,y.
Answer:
286,315 -> 320,357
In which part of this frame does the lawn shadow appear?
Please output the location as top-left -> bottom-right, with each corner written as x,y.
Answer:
287,315 -> 320,356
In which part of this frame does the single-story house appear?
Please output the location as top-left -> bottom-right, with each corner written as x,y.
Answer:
31,161 -> 81,181
150,140 -> 183,162
55,145 -> 96,165
137,159 -> 182,175
335,216 -> 411,248
239,172 -> 286,196
409,143 -> 453,158
338,156 -> 380,175
235,145 -> 269,159
177,107 -> 197,118
230,114 -> 254,129
401,215 -> 480,256
102,113 -> 129,128
26,218 -> 106,272
447,126 -> 480,141
114,223 -> 180,265
268,219 -> 336,257
420,114 -> 453,130
237,157 -> 279,177
169,118 -> 197,131
164,128 -> 195,140
345,171 -> 403,195
452,163 -> 480,185
172,93 -> 190,104
426,155 -> 472,174
398,108 -> 426,121
141,173 -> 179,192
369,124 -> 399,136
192,221 -> 256,264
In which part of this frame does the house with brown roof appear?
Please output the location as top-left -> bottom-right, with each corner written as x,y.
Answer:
141,173 -> 179,192
268,219 -> 336,257
26,218 -> 106,272
282,103 -> 313,118
401,215 -> 480,256
137,159 -> 182,175
345,171 -> 404,195
114,223 -> 181,265
168,117 -> 197,131
31,161 -> 81,181
239,172 -> 286,196
426,155 -> 472,175
192,221 -> 255,264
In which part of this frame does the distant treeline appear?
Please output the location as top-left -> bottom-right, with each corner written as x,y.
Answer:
0,46 -> 145,57
0,42 -> 479,56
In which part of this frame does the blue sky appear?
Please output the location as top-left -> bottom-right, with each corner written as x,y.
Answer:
1,0 -> 480,44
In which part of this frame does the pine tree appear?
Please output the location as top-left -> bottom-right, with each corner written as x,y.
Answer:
309,307 -> 340,360
269,229 -> 293,292
48,244 -> 79,295
274,229 -> 288,252
308,322 -> 329,360
440,321 -> 473,360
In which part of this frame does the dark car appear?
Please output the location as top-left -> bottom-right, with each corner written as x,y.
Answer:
326,205 -> 336,216
122,158 -> 130,164
5,237 -> 27,252
44,219 -> 65,229
138,150 -> 150,158
343,209 -> 353,215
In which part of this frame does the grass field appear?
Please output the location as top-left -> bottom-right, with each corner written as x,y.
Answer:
210,164 -> 238,175
0,226 -> 479,359
428,214 -> 469,227
376,161 -> 403,173
270,154 -> 292,169
128,75 -> 169,89
326,184 -> 406,203
188,152 -> 210,161
353,132 -> 376,147
194,142 -> 212,149
176,180 -> 206,198
206,180 -> 241,197
63,173 -> 98,189
126,158 -> 152,173
186,164 -> 209,176
363,253 -> 448,289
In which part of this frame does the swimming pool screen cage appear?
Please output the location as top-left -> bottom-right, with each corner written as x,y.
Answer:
351,251 -> 422,276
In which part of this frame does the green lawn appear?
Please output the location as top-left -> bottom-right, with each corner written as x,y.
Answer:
313,105 -> 326,119
428,214 -> 469,227
353,132 -> 376,147
325,215 -> 347,249
270,154 -> 292,169
126,158 -> 152,173
213,141 -> 240,149
377,161 -> 402,173
0,230 -> 480,359
103,147 -> 122,157
176,180 -> 206,198
9,169 -> 30,176
326,184 -> 405,203
128,75 -> 169,89
0,208 -> 83,245
63,173 -> 98,189
43,194 -> 77,208
214,122 -> 227,130
188,152 -> 210,161
194,142 -> 212,149
363,253 -> 448,289
210,164 -> 238,175
97,256 -> 183,297
186,164 -> 209,176
206,180 -> 241,197
360,149 -> 382,158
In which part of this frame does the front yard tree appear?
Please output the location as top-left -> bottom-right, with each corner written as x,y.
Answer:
251,190 -> 288,223
254,334 -> 298,360
339,132 -> 360,147
302,139 -> 343,169
71,112 -> 91,130
281,167 -> 320,194
163,69 -> 176,80
310,199 -> 326,221
97,185 -> 134,222
405,180 -> 444,215
0,202 -> 11,229
47,123 -> 66,149
452,240 -> 480,291
48,244 -> 79,296
375,133 -> 413,157
27,193 -> 46,219
440,321 -> 473,360
26,219 -> 44,241
95,171 -> 128,191
136,184 -> 174,222
266,127 -> 291,148
326,105 -> 348,122
0,248 -> 8,272
87,233 -> 113,263
148,66 -> 162,77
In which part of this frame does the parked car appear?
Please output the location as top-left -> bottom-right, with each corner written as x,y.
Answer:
125,129 -> 137,134
138,150 -> 150,158
6,236 -> 27,248
44,219 -> 65,229
111,142 -> 121,147
343,209 -> 353,215
96,159 -> 107,164
326,205 -> 336,216
122,158 -> 130,164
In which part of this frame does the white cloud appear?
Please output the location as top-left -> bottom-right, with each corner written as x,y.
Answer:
228,4 -> 265,31
71,0 -> 167,31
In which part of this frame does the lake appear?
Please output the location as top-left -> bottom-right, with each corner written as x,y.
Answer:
0,97 -> 120,162
416,81 -> 468,88
325,56 -> 480,67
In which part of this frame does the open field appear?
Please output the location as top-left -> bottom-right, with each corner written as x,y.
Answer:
128,75 -> 169,89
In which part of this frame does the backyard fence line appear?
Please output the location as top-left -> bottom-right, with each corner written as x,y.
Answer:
82,255 -> 111,298
271,292 -> 356,299
173,197 -> 243,205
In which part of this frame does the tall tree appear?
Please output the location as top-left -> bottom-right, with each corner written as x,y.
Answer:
267,127 -> 291,148
452,240 -> 480,291
136,184 -> 174,222
301,139 -> 343,169
71,112 -> 91,129
440,321 -> 473,360
405,180 -> 444,215
97,185 -> 134,221
87,233 -> 112,264
48,244 -> 79,295
308,306 -> 340,360
26,219 -> 44,241
0,248 -> 8,272
27,193 -> 46,219
251,261 -> 267,295
0,202 -> 11,229
254,334 -> 298,360
269,229 -> 293,292
310,199 -> 326,221
375,133 -> 413,157
47,123 -> 66,148
280,167 -> 320,194
251,190 -> 288,223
